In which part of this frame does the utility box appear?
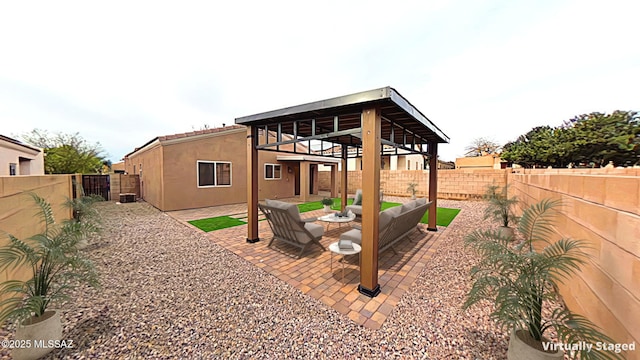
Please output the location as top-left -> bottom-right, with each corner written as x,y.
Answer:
119,193 -> 136,203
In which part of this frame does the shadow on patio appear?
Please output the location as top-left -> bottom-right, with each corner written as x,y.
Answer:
168,195 -> 447,330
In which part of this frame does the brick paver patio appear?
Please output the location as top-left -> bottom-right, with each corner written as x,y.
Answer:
168,195 -> 447,330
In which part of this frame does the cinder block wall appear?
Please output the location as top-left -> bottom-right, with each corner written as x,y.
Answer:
0,175 -> 75,303
110,174 -> 141,199
510,170 -> 640,358
318,169 -> 508,199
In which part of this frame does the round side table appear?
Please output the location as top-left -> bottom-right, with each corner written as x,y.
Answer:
329,242 -> 362,282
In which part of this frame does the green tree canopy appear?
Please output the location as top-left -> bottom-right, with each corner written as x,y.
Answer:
502,111 -> 639,168
19,129 -> 107,174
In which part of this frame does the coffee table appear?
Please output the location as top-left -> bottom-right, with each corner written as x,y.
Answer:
329,242 -> 362,282
317,213 -> 356,231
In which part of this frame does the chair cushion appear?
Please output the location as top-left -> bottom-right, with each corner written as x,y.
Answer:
265,199 -> 302,222
353,189 -> 362,205
345,204 -> 362,215
416,198 -> 427,206
304,222 -> 324,238
340,228 -> 362,245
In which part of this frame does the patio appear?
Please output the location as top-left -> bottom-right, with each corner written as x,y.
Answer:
168,194 -> 447,329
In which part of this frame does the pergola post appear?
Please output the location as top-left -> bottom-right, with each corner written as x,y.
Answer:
300,161 -> 310,202
358,107 -> 381,297
340,147 -> 348,210
330,164 -> 338,198
427,141 -> 438,231
246,126 -> 260,243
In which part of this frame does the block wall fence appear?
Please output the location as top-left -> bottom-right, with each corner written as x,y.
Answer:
109,174 -> 140,199
509,169 -> 639,359
321,167 -> 639,357
0,175 -> 77,301
318,169 -> 509,199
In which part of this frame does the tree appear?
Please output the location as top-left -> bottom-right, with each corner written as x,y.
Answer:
501,111 -> 639,168
19,129 -> 107,174
464,137 -> 501,157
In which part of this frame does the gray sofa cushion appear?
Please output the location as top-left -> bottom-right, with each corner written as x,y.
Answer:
401,200 -> 417,212
379,206 -> 401,230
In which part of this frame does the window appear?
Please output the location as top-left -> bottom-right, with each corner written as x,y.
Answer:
9,163 -> 16,176
198,161 -> 232,187
264,163 -> 281,180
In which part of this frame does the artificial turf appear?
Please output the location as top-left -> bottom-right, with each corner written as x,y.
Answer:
188,216 -> 246,232
300,198 -> 460,227
190,199 -> 461,232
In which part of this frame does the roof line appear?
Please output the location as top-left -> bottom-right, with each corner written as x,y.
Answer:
0,135 -> 41,153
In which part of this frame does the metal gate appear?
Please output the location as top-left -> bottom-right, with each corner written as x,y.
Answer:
82,175 -> 110,200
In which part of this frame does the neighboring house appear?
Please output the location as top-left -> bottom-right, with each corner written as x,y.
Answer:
111,161 -> 125,174
455,154 -> 507,169
318,145 -> 453,171
123,125 -> 339,211
0,135 -> 44,176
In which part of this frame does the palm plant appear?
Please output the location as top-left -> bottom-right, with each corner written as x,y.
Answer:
0,194 -> 99,326
407,182 -> 418,199
483,184 -> 519,228
464,199 -> 622,359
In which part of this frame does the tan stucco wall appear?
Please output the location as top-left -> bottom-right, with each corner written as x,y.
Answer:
124,128 -> 297,211
455,154 -> 502,169
0,139 -> 44,176
124,142 -> 164,210
510,169 -> 640,358
0,175 -> 74,301
111,162 -> 125,172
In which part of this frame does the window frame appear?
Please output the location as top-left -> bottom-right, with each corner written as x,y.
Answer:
197,160 -> 232,188
264,163 -> 282,180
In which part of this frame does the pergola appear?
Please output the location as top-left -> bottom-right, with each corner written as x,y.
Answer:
235,87 -> 449,297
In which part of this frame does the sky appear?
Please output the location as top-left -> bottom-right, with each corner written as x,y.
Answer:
1,0 -> 638,163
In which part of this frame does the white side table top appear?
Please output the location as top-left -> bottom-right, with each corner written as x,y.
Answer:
328,241 -> 361,256
318,213 -> 357,223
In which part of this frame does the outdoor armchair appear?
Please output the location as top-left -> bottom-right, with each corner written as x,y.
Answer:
345,189 -> 384,217
258,199 -> 326,258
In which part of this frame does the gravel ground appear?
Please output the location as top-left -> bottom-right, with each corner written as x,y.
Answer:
1,199 -> 509,359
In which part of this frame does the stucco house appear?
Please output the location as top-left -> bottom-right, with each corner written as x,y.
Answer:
123,125 -> 340,211
0,135 -> 45,176
455,154 -> 507,169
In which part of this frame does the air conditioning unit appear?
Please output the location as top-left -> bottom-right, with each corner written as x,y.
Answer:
119,193 -> 136,203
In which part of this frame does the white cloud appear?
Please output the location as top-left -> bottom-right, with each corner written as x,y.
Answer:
0,0 -> 638,162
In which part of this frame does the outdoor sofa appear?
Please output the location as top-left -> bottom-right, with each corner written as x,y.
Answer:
258,199 -> 326,258
340,198 -> 431,255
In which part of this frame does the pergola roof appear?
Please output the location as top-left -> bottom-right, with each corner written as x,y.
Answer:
235,87 -> 449,156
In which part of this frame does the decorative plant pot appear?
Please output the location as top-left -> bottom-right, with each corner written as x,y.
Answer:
507,329 -> 564,360
499,226 -> 515,240
323,205 -> 332,213
13,310 -> 63,360
411,195 -> 417,200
